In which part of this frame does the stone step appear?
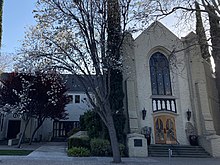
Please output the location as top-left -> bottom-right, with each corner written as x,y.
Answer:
149,150 -> 209,154
149,154 -> 211,158
149,144 -> 203,148
148,145 -> 211,158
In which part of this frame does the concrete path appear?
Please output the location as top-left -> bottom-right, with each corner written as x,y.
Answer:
0,142 -> 46,151
27,142 -> 67,158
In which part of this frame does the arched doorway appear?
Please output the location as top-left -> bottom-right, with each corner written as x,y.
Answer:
154,115 -> 177,144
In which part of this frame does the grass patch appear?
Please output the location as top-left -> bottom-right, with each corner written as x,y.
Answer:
0,150 -> 33,156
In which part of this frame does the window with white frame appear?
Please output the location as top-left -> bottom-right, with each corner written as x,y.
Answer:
75,95 -> 80,103
68,95 -> 73,103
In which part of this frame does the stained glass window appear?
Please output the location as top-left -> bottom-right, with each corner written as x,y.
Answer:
150,52 -> 172,95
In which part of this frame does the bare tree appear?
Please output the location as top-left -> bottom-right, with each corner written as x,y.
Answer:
195,1 -> 210,61
0,53 -> 15,73
16,0 -> 133,163
207,4 -> 220,108
135,0 -> 220,111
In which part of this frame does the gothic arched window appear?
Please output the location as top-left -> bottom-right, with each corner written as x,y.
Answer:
150,52 -> 172,95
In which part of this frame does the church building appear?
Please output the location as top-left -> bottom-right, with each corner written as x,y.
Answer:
1,21 -> 220,158
123,21 -> 220,157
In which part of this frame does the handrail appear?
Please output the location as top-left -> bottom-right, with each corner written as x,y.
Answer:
169,131 -> 180,145
168,131 -> 180,156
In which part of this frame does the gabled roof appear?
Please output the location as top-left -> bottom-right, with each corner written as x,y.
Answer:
135,21 -> 181,42
0,72 -> 11,81
61,74 -> 93,92
0,73 -> 93,93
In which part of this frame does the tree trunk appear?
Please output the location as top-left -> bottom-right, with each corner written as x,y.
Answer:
215,59 -> 220,104
17,118 -> 30,148
208,5 -> 220,110
97,102 -> 121,163
106,110 -> 121,163
107,0 -> 125,153
195,1 -> 210,61
29,119 -> 44,145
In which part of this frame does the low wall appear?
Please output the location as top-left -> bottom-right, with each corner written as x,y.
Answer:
127,133 -> 148,157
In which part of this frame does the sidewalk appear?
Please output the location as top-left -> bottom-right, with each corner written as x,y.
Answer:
27,142 -> 67,158
0,156 -> 220,165
1,142 -> 220,165
0,142 -> 46,151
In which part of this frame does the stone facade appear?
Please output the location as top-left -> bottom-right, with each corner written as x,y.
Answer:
127,133 -> 148,157
123,22 -> 220,157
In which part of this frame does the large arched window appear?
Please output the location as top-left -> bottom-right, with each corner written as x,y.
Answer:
150,52 -> 172,95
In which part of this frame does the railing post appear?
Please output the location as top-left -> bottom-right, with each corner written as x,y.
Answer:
168,148 -> 172,165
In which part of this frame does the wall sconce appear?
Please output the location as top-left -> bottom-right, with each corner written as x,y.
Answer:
142,108 -> 147,120
186,109 -> 192,121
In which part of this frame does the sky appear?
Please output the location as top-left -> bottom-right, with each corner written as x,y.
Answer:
1,1 -> 185,55
1,0 -> 37,54
0,1 -> 191,72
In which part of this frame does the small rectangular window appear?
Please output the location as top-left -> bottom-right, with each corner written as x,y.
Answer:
68,95 -> 73,103
75,95 -> 80,103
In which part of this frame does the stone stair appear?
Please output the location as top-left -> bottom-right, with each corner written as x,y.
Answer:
148,144 -> 211,158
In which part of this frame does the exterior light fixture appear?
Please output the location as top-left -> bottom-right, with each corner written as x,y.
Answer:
186,109 -> 192,121
142,108 -> 147,120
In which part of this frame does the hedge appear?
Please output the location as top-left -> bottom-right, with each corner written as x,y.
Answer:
90,138 -> 111,156
68,137 -> 90,150
67,147 -> 90,157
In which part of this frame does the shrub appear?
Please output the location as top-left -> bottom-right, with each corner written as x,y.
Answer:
67,147 -> 90,157
68,137 -> 90,149
119,143 -> 126,157
90,138 -> 111,156
80,110 -> 126,144
90,138 -> 126,157
67,128 -> 80,137
80,111 -> 108,139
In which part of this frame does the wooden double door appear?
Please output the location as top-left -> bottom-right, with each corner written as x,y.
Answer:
53,121 -> 80,137
154,115 -> 177,144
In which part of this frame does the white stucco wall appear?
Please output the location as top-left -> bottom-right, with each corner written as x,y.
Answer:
133,22 -> 192,145
64,92 -> 91,121
0,91 -> 91,142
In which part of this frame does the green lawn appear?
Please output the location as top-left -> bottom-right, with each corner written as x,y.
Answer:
0,150 -> 33,156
